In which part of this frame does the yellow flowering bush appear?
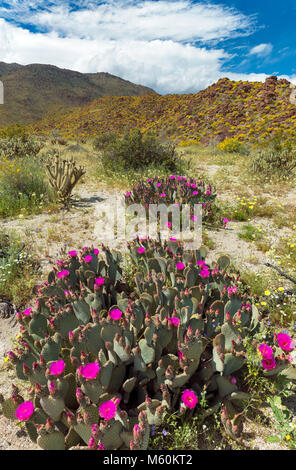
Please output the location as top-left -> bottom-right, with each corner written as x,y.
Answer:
217,137 -> 246,153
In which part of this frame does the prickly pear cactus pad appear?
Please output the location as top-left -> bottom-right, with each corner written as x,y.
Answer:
124,175 -> 220,225
1,241 -> 295,450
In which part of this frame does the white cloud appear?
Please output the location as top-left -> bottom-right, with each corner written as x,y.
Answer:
31,1 -> 254,43
0,1 -> 294,94
0,18 -> 230,93
250,43 -> 273,57
0,1 -> 254,42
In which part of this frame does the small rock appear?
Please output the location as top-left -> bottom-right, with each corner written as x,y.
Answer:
0,300 -> 15,319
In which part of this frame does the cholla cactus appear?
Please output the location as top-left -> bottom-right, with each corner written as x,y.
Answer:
1,239 -> 295,449
0,135 -> 43,159
45,153 -> 85,205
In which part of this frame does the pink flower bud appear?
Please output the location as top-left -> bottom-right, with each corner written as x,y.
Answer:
130,440 -> 137,450
88,436 -> 97,450
68,331 -> 75,343
48,381 -> 57,396
76,388 -> 83,402
8,351 -> 17,362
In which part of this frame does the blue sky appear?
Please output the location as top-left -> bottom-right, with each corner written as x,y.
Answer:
0,0 -> 295,94
217,0 -> 296,77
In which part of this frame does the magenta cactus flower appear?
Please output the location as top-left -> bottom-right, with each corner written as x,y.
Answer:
99,400 -> 117,420
49,360 -> 65,376
79,362 -> 100,380
277,333 -> 294,352
197,260 -> 206,267
68,250 -> 77,257
258,344 -> 273,359
15,401 -> 34,421
57,270 -> 70,279
94,248 -> 100,255
262,357 -> 276,370
109,308 -> 122,320
137,247 -> 146,254
95,277 -> 105,287
22,307 -> 33,316
169,317 -> 180,327
181,390 -> 198,409
176,262 -> 185,270
84,255 -> 93,263
200,269 -> 210,278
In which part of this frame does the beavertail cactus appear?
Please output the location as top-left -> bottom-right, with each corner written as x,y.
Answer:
1,238 -> 294,450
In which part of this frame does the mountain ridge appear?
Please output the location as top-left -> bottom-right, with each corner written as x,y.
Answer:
0,62 -> 156,127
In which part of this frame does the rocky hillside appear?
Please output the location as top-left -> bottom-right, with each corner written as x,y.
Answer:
31,76 -> 296,146
0,62 -> 156,127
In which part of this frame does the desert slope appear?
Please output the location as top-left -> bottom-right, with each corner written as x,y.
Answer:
31,75 -> 296,145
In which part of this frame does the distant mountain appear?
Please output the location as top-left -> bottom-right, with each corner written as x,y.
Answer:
32,75 -> 296,146
0,62 -> 156,127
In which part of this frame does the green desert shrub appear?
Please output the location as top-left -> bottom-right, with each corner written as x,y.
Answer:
251,148 -> 296,179
101,129 -> 180,172
251,132 -> 296,179
93,132 -> 117,151
0,230 -> 39,305
0,134 -> 43,160
0,124 -> 29,139
0,157 -> 55,217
